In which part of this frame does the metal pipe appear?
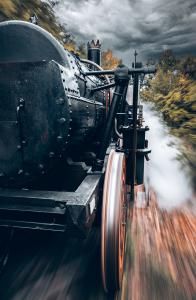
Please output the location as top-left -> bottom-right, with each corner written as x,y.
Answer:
87,40 -> 101,66
130,73 -> 139,197
85,70 -> 115,76
84,66 -> 156,77
80,58 -> 111,84
80,58 -> 112,105
91,82 -> 115,92
98,83 -> 128,162
114,118 -> 123,139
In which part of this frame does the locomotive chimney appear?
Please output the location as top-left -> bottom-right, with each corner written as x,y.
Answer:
87,40 -> 101,66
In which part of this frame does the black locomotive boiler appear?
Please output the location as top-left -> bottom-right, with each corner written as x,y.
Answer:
0,20 -> 155,293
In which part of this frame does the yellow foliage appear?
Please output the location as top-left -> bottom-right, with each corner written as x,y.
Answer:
64,42 -> 77,53
141,54 -> 196,164
0,0 -> 16,17
0,0 -> 66,44
22,10 -> 31,22
179,75 -> 189,86
101,49 -> 122,69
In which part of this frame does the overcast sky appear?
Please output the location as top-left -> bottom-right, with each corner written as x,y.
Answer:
53,0 -> 196,64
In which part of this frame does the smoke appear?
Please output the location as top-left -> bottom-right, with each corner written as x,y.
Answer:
143,102 -> 192,210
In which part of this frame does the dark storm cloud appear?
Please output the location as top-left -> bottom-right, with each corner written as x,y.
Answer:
54,0 -> 196,63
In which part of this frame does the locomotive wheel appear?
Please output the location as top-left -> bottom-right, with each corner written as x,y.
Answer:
101,149 -> 127,293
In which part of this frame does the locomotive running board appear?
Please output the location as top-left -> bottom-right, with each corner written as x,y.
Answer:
0,174 -> 102,236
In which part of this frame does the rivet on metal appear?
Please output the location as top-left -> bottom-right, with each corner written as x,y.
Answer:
56,98 -> 65,105
19,98 -> 25,104
57,136 -> 63,142
58,118 -> 66,124
18,169 -> 24,175
38,164 -> 44,170
49,152 -> 55,158
59,203 -> 65,209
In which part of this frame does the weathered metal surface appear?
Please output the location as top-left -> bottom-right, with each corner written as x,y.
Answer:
0,21 -> 106,188
0,173 -> 102,234
0,21 -> 69,67
0,61 -> 70,187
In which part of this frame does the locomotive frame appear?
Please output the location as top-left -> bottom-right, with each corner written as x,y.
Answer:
0,65 -> 154,234
0,20 -> 155,294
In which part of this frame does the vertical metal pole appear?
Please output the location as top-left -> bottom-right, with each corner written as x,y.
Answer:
134,50 -> 138,68
130,73 -> 139,200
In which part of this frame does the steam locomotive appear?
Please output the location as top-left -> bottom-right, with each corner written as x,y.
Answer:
0,20 -> 155,293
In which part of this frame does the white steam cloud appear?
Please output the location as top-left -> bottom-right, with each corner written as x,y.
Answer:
144,102 -> 192,210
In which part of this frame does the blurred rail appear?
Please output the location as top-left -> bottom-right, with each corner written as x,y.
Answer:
121,187 -> 196,300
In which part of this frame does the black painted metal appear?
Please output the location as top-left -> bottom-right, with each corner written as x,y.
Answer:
91,82 -> 115,92
87,40 -> 101,66
0,61 -> 70,187
0,21 -> 106,188
84,66 -> 156,76
96,66 -> 130,166
0,20 -> 156,235
130,73 -> 139,188
0,174 -> 101,235
0,21 -> 69,67
136,127 -> 151,184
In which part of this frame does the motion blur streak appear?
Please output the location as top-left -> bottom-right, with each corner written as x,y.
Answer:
0,229 -> 112,300
121,187 -> 196,300
144,102 -> 193,209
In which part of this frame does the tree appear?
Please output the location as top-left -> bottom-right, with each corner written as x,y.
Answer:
77,43 -> 86,59
101,49 -> 122,69
179,55 -> 196,79
159,49 -> 177,72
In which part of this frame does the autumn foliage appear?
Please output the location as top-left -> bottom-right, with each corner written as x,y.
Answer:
141,50 -> 196,186
101,49 -> 122,69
